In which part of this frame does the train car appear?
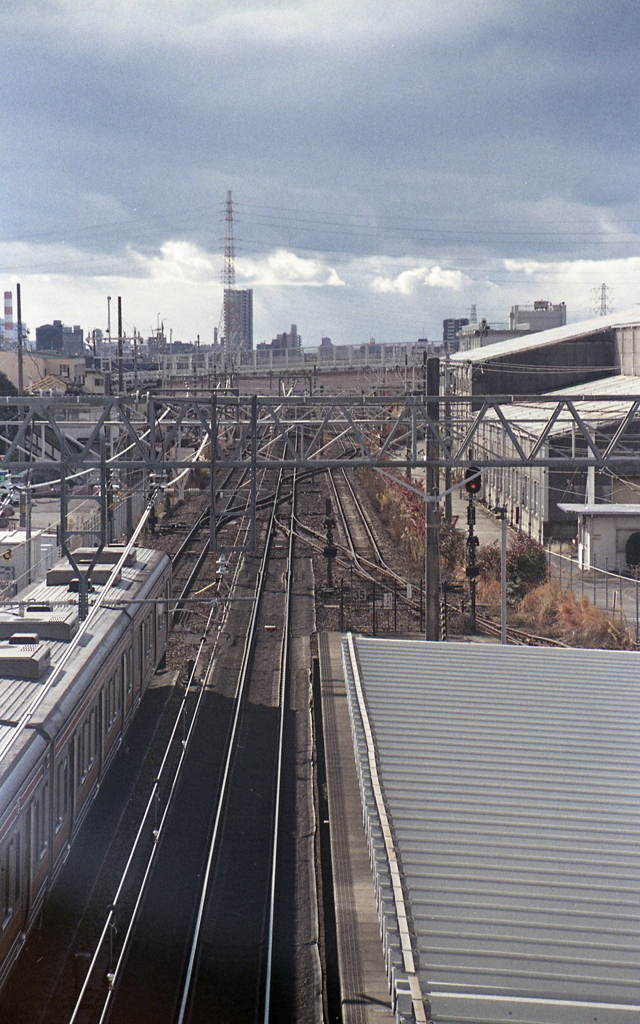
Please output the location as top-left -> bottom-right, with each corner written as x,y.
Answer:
0,544 -> 171,990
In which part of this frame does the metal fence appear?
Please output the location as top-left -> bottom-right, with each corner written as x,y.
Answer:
547,544 -> 640,643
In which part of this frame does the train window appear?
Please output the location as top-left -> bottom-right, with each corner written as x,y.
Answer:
33,799 -> 40,860
90,709 -> 99,765
33,787 -> 48,862
2,838 -> 17,927
157,594 -> 165,635
78,717 -> 94,782
144,616 -> 153,657
104,672 -> 119,731
55,757 -> 69,829
83,721 -> 90,774
14,834 -> 20,902
122,648 -> 132,695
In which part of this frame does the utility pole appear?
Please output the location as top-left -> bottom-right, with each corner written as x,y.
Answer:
16,283 -> 23,396
425,356 -> 440,640
106,296 -> 112,395
494,505 -> 508,643
593,283 -> 612,317
444,328 -> 452,523
117,296 -> 124,394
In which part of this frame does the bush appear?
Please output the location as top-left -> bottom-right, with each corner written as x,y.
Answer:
508,534 -> 548,599
477,534 -> 548,602
516,582 -> 632,649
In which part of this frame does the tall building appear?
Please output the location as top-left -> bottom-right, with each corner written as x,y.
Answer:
509,300 -> 566,333
36,321 -> 84,356
272,324 -> 301,351
223,288 -> 253,352
442,318 -> 469,351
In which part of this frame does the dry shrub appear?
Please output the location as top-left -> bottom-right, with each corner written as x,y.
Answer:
358,469 -> 465,579
516,581 -> 632,649
477,577 -> 501,615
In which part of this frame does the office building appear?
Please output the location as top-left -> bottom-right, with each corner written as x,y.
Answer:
223,289 -> 253,351
442,317 -> 468,351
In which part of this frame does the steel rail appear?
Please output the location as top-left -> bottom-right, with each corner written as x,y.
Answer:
339,466 -> 384,563
263,465 -> 296,1023
66,517 -> 250,1024
176,467 -> 286,1024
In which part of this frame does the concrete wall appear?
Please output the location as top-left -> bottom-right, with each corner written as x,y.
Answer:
615,325 -> 640,375
578,512 -> 640,572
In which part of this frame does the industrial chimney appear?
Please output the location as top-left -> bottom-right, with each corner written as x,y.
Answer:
3,292 -> 12,347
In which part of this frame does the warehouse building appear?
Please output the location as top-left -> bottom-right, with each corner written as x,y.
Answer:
477,374 -> 640,542
450,307 -> 640,398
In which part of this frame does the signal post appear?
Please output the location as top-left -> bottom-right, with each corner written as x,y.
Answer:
464,466 -> 482,632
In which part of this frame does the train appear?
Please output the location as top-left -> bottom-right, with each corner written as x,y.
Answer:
0,543 -> 171,991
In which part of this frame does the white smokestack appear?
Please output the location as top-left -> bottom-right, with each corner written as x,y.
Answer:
3,292 -> 12,347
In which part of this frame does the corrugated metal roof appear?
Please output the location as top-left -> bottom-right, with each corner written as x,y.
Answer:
450,307 -> 640,364
342,636 -> 640,1023
483,373 -> 640,437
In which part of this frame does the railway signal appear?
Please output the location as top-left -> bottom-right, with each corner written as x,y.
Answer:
464,466 -> 482,495
465,471 -> 481,632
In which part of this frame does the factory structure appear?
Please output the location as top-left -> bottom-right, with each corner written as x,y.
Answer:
451,307 -> 640,567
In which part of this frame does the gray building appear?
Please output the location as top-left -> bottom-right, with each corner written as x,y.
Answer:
442,317 -> 468,350
509,299 -> 566,332
456,319 -> 526,352
452,309 -> 640,541
223,288 -> 253,351
270,323 -> 302,351
35,321 -> 84,356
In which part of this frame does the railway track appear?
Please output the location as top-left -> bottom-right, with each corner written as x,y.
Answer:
320,467 -> 571,648
92,468 -> 301,1019
58,457 -> 310,1024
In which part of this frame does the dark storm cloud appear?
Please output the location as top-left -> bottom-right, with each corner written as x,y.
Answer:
4,3 -> 638,234
1,1 -> 640,341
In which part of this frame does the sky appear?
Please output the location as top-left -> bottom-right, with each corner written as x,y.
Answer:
2,0 -> 640,348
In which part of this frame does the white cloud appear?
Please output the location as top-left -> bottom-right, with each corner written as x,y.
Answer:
501,256 -> 640,317
132,241 -> 216,282
236,249 -> 344,287
371,265 -> 464,294
16,0 -> 499,51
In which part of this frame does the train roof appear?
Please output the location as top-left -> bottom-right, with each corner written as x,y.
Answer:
0,545 -> 169,778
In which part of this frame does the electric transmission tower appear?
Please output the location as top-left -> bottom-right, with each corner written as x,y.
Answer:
592,282 -> 613,316
221,189 -> 237,354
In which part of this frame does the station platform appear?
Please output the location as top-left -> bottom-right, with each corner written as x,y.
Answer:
318,632 -> 396,1024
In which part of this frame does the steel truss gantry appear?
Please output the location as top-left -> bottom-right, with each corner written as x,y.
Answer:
2,390 -> 640,546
